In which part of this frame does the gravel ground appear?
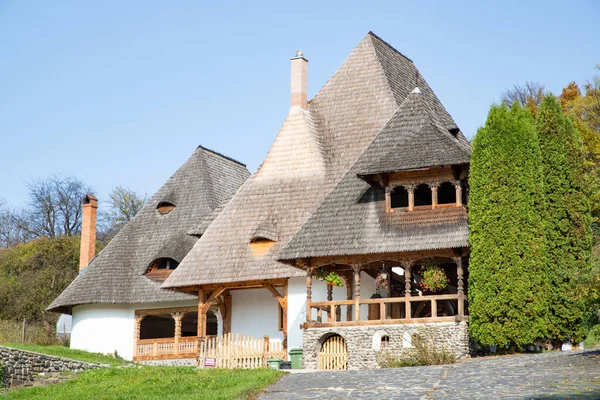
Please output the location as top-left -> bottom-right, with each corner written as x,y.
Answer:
260,349 -> 600,399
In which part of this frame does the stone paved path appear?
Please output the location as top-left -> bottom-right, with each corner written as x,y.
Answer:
261,349 -> 600,399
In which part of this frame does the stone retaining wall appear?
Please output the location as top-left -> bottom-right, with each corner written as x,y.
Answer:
0,346 -> 107,387
302,321 -> 469,370
138,358 -> 196,367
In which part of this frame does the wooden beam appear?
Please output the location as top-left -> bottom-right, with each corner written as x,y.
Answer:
202,287 -> 226,314
353,264 -> 361,321
198,288 -> 206,338
264,284 -> 286,308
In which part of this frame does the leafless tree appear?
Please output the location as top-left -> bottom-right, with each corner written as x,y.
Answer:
98,186 -> 147,242
502,81 -> 547,109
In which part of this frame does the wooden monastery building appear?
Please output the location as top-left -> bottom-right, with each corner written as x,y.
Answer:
50,32 -> 472,370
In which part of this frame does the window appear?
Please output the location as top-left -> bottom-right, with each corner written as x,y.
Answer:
437,182 -> 456,205
390,186 -> 409,208
380,335 -> 390,349
250,237 -> 276,257
144,258 -> 180,281
157,201 -> 176,214
414,184 -> 432,207
156,258 -> 179,270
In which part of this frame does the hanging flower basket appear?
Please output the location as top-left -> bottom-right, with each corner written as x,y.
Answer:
375,272 -> 389,290
419,264 -> 448,293
314,269 -> 344,287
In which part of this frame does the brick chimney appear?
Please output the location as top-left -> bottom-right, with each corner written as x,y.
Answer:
290,50 -> 308,109
79,194 -> 98,271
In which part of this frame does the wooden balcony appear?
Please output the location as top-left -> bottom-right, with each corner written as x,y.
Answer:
134,336 -> 199,361
304,294 -> 468,328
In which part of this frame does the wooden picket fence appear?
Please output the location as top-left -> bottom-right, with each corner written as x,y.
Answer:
198,333 -> 286,369
319,335 -> 348,370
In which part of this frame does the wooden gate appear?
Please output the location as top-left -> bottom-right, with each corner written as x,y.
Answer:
198,333 -> 286,369
319,335 -> 348,370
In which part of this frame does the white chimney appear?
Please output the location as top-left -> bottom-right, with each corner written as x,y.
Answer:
290,50 -> 308,109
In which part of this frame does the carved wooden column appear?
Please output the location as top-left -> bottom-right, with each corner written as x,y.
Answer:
385,186 -> 391,212
172,312 -> 184,355
223,290 -> 232,334
455,257 -> 464,319
133,315 -> 144,358
197,289 -> 207,338
431,183 -> 439,209
404,261 -> 413,319
407,185 -> 415,211
345,275 -> 353,322
455,181 -> 463,207
306,265 -> 313,323
352,264 -> 362,321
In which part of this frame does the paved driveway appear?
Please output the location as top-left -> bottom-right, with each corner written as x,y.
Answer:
260,349 -> 600,399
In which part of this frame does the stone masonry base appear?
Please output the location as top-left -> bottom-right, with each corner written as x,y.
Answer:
302,321 -> 469,370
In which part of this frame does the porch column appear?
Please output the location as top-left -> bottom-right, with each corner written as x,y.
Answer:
407,185 -> 415,211
352,264 -> 361,321
306,266 -> 313,323
404,262 -> 412,319
385,187 -> 391,212
172,312 -> 184,355
133,315 -> 144,358
455,181 -> 463,207
345,275 -> 353,322
326,281 -> 334,322
223,290 -> 232,334
197,288 -> 207,338
456,257 -> 465,318
431,183 -> 438,209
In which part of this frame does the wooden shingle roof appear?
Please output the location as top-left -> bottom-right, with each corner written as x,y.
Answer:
48,146 -> 250,313
278,90 -> 470,261
163,32 -> 464,288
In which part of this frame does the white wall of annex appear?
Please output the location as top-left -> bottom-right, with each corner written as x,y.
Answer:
230,288 -> 283,342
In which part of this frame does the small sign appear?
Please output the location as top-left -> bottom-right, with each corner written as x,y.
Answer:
204,358 -> 216,368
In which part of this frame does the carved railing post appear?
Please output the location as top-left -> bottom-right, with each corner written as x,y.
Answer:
172,312 -> 184,355
352,264 -> 362,321
404,260 -> 414,319
134,315 -> 144,357
455,257 -> 464,318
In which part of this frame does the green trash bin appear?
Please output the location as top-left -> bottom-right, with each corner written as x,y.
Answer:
289,348 -> 303,369
267,358 -> 282,370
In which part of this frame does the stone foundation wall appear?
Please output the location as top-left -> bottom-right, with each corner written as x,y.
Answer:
0,346 -> 106,387
302,322 -> 469,370
138,358 -> 196,367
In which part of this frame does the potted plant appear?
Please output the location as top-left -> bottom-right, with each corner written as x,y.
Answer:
419,264 -> 448,293
375,272 -> 389,291
314,269 -> 344,287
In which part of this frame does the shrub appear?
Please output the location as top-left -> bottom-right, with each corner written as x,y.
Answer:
0,320 -> 67,346
375,336 -> 456,368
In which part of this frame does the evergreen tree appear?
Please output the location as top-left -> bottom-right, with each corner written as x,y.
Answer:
537,95 -> 593,345
468,103 -> 548,349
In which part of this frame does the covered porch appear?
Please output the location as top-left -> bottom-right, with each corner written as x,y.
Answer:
302,248 -> 468,328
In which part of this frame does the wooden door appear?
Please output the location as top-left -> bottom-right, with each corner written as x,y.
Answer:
319,335 -> 348,370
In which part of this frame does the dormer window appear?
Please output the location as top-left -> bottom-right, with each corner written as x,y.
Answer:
386,180 -> 464,212
250,237 -> 276,257
157,202 -> 176,214
145,258 -> 180,281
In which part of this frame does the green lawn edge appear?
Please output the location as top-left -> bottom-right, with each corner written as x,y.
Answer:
0,343 -> 126,367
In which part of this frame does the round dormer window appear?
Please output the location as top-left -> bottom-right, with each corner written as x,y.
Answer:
157,201 -> 176,214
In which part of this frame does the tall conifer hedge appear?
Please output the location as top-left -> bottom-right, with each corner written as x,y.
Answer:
468,103 -> 548,348
537,95 -> 592,344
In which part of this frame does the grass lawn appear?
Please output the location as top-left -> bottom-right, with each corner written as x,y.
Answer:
2,366 -> 283,400
0,343 -> 127,367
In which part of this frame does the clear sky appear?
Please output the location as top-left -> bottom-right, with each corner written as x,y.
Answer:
1,1 -> 599,209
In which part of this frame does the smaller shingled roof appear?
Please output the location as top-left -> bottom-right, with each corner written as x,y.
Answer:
48,146 -> 250,314
358,88 -> 471,177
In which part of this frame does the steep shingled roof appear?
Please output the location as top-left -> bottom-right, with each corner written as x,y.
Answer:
163,32 -> 463,288
48,146 -> 250,314
278,90 -> 470,260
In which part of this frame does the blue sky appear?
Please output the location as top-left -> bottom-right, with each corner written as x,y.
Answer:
1,1 -> 599,209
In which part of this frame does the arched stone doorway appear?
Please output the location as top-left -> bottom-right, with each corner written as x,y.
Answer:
319,334 -> 348,370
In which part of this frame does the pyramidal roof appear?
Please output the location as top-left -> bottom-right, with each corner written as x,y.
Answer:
358,88 -> 471,176
48,146 -> 250,313
163,32 -> 465,289
278,90 -> 471,261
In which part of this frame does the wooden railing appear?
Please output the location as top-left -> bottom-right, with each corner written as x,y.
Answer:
198,333 -> 286,369
134,336 -> 199,361
305,294 -> 466,328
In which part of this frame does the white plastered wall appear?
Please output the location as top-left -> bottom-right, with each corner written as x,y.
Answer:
70,300 -> 198,361
230,288 -> 283,342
